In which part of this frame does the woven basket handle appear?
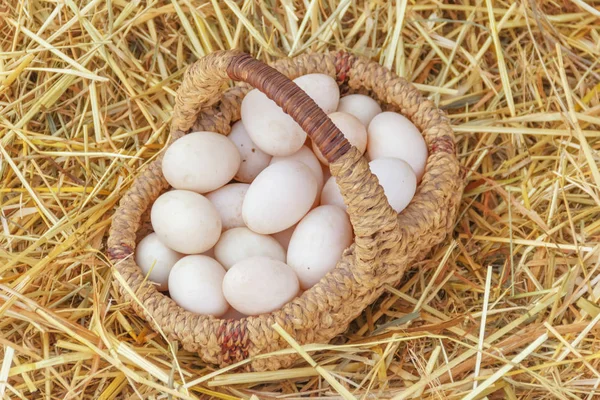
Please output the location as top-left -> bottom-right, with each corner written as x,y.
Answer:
170,50 -> 399,285
172,50 -> 352,163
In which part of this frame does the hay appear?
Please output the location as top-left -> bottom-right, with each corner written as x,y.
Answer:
1,0 -> 599,398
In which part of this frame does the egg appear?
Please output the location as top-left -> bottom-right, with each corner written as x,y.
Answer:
270,146 -> 324,204
367,112 -> 428,180
135,233 -> 183,291
222,256 -> 299,316
369,158 -> 417,213
151,190 -> 221,254
241,89 -> 306,157
162,131 -> 241,193
320,176 -> 346,211
168,255 -> 228,316
228,121 -> 272,183
214,227 -> 286,270
271,224 -> 296,250
287,206 -> 353,289
293,74 -> 340,114
243,160 -> 317,234
337,94 -> 382,126
205,183 -> 249,231
312,112 -> 367,165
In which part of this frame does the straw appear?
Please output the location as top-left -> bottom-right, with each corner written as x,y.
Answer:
473,265 -> 493,390
1,0 -> 600,398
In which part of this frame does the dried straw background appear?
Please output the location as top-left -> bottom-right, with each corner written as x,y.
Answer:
1,0 -> 600,399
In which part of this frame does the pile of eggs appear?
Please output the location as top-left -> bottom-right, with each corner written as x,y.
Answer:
136,73 -> 427,318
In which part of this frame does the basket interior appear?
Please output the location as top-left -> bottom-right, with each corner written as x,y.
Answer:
135,78 -> 427,322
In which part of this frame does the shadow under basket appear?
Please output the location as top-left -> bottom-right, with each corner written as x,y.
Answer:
107,50 -> 464,371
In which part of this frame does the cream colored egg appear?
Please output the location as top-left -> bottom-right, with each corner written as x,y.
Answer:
293,74 -> 340,114
214,227 -> 286,270
228,121 -> 272,183
168,255 -> 228,316
287,205 -> 353,289
337,94 -> 382,127
271,224 -> 296,250
270,146 -> 324,203
243,160 -> 317,234
367,112 -> 428,180
205,183 -> 249,231
369,158 -> 417,213
320,176 -> 346,211
241,89 -> 306,156
135,233 -> 183,291
312,112 -> 367,165
222,256 -> 299,316
151,190 -> 221,254
162,131 -> 241,193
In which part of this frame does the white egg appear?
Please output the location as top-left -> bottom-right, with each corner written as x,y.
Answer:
241,89 -> 306,156
320,176 -> 346,211
168,255 -> 228,316
205,183 -> 249,231
151,190 -> 221,254
135,233 -> 183,291
337,94 -> 382,126
270,146 -> 324,204
369,158 -> 417,213
312,112 -> 367,165
243,160 -> 317,234
222,256 -> 299,316
293,74 -> 340,114
228,121 -> 272,183
214,227 -> 286,270
287,206 -> 353,289
162,131 -> 241,193
271,224 -> 296,250
367,112 -> 428,180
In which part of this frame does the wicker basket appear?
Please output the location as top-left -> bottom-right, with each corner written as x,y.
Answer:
107,50 -> 463,371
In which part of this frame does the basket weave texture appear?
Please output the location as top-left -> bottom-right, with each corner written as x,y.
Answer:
107,50 -> 463,371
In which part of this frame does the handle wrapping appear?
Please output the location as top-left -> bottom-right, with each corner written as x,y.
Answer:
226,53 -> 351,163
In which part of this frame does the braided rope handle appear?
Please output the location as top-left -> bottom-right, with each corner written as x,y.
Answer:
172,50 -> 357,163
169,50 -> 399,283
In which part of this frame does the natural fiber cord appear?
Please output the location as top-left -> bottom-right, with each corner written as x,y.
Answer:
107,51 -> 463,371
